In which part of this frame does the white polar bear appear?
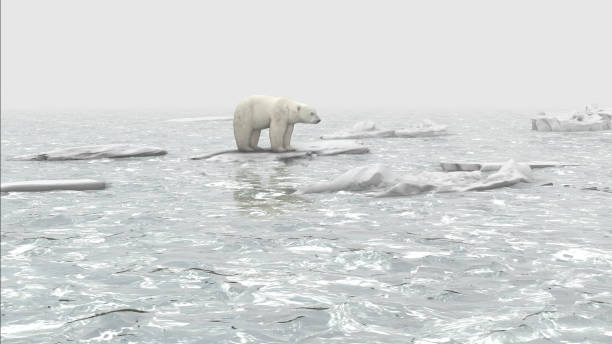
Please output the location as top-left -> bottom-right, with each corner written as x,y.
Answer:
233,95 -> 321,152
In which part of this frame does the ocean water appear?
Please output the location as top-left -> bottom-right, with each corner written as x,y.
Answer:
1,109 -> 611,343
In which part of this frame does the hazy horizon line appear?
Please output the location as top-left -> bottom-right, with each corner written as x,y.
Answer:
2,103 -> 605,114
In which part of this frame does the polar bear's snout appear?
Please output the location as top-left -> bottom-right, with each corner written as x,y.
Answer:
310,112 -> 322,124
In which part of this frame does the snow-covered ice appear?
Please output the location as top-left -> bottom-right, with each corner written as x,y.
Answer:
9,144 -> 167,161
440,161 -> 576,172
531,106 -> 611,132
320,120 -> 447,140
1,179 -> 107,192
191,140 -> 369,162
297,160 -> 532,196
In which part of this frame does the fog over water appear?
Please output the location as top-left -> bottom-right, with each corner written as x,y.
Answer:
1,0 -> 611,110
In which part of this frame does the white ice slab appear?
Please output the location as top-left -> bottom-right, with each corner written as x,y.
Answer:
321,120 -> 447,140
297,160 -> 531,197
531,106 -> 611,132
440,161 -> 576,172
297,164 -> 400,194
165,116 -> 232,123
459,160 -> 532,192
1,179 -> 106,192
9,144 -> 167,161
191,140 -> 369,162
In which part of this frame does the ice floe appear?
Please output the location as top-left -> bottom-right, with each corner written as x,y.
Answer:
9,144 -> 167,161
531,105 -> 611,132
297,160 -> 532,197
320,120 -> 447,140
1,179 -> 107,192
440,161 -> 577,172
191,140 -> 369,162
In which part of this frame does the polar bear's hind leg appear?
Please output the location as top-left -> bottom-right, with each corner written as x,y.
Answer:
250,130 -> 263,151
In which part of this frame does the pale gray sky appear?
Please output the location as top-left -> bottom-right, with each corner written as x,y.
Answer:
1,0 -> 611,110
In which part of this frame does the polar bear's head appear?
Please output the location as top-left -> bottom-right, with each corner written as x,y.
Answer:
294,103 -> 321,124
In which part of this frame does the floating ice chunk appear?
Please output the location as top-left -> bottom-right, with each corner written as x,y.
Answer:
531,106 -> 611,132
191,140 -> 369,162
165,116 -> 232,123
320,121 -> 395,140
320,120 -> 447,140
351,121 -> 378,132
9,144 -> 167,161
460,160 -> 531,192
394,120 -> 449,138
379,171 -> 484,196
440,161 -> 575,172
298,160 -> 532,197
1,179 -> 106,192
376,182 -> 437,197
297,164 -> 400,194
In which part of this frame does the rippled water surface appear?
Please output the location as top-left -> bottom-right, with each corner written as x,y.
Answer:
2,109 -> 611,343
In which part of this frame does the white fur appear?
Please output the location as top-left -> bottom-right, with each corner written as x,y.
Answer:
233,95 -> 321,152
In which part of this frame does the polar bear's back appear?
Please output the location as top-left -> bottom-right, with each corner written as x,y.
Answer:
234,95 -> 281,130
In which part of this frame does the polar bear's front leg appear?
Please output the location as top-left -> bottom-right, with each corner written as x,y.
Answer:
234,124 -> 255,152
283,124 -> 295,151
270,121 -> 288,152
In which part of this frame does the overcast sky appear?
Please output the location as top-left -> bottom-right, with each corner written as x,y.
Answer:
1,0 -> 611,110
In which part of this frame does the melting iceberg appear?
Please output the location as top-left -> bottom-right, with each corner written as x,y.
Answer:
297,160 -> 532,197
320,120 -> 447,140
9,144 -> 167,161
1,179 -> 106,192
531,106 -> 611,132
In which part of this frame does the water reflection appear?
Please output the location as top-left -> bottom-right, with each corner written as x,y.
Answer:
232,165 -> 307,215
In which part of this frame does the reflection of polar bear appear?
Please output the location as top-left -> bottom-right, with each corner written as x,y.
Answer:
233,95 -> 321,152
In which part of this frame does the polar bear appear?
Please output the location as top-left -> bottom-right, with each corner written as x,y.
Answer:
233,95 -> 321,152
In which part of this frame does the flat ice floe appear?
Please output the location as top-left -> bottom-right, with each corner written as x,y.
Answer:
531,106 -> 611,132
165,116 -> 232,123
297,160 -> 532,197
9,144 -> 167,161
1,179 -> 106,192
440,161 -> 576,172
191,140 -> 369,162
320,120 -> 447,140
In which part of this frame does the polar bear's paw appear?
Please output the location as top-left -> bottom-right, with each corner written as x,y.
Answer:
237,146 -> 257,152
272,147 -> 289,153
